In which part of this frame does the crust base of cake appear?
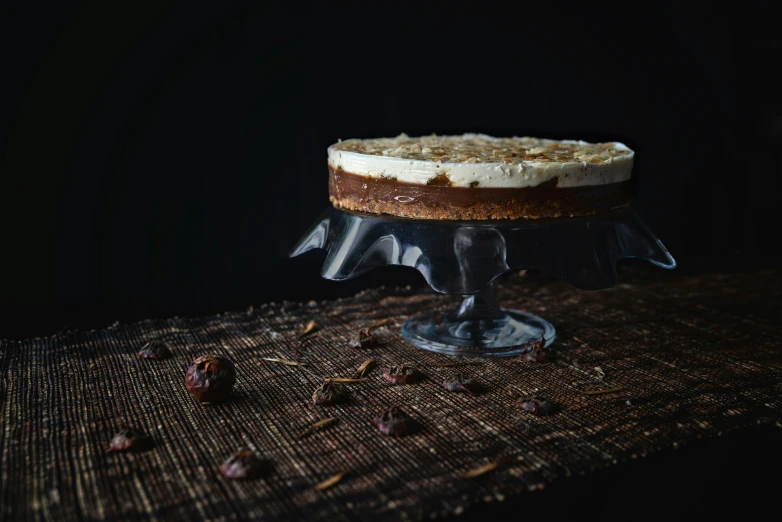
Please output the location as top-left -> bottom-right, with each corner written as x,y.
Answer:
328,168 -> 633,220
329,194 -> 631,220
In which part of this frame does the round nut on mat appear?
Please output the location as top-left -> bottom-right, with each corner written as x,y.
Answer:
185,354 -> 237,403
382,364 -> 421,385
108,428 -> 152,452
373,406 -> 416,437
219,449 -> 269,479
312,379 -> 348,406
442,373 -> 479,394
137,340 -> 173,360
515,396 -> 558,416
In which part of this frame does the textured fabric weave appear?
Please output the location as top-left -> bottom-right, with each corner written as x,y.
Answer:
2,269 -> 781,520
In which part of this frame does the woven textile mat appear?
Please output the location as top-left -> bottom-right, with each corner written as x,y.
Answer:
2,270 -> 782,520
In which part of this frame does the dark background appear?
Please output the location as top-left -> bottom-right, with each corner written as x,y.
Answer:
1,4 -> 778,340
0,2 -> 779,520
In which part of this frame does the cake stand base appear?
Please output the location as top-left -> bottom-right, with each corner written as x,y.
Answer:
400,288 -> 555,357
402,310 -> 555,357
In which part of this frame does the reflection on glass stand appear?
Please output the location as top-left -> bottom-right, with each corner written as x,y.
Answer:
291,207 -> 675,357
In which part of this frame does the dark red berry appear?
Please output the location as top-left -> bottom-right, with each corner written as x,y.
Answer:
137,340 -> 172,360
219,449 -> 269,479
312,379 -> 348,406
442,373 -> 479,394
523,351 -> 549,362
515,396 -> 558,416
185,354 -> 236,403
373,406 -> 415,437
348,328 -> 377,349
108,428 -> 152,452
522,337 -> 548,362
382,364 -> 421,385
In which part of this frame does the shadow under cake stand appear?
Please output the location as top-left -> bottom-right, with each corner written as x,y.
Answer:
290,206 -> 675,357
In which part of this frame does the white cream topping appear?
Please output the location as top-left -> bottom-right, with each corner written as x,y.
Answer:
328,134 -> 633,189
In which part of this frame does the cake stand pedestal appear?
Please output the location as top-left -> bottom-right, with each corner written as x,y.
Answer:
290,207 -> 675,357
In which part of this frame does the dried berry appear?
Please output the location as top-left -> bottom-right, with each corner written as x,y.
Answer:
137,340 -> 173,360
348,328 -> 376,349
523,351 -> 549,362
442,373 -> 479,394
382,364 -> 421,385
515,396 -> 558,416
108,428 -> 152,452
373,406 -> 415,437
219,449 -> 269,479
312,379 -> 348,406
522,337 -> 548,362
185,354 -> 237,403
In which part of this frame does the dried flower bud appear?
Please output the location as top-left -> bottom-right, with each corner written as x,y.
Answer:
219,449 -> 269,479
348,328 -> 376,349
137,340 -> 172,360
108,428 -> 152,452
185,354 -> 237,403
515,396 -> 558,416
382,364 -> 421,385
442,373 -> 479,394
373,406 -> 415,437
312,380 -> 348,406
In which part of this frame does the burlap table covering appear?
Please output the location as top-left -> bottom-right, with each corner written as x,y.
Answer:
2,269 -> 781,521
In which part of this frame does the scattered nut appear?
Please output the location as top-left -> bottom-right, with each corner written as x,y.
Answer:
137,340 -> 172,360
521,337 -> 548,362
108,428 -> 152,452
382,364 -> 421,385
348,328 -> 377,349
219,449 -> 269,479
442,373 -> 479,394
373,406 -> 415,437
515,396 -> 558,416
185,354 -> 237,403
312,380 -> 348,406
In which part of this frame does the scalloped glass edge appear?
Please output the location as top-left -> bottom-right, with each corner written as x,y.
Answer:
291,206 -> 675,294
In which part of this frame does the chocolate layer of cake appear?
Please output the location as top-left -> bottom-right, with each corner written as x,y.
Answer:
329,167 -> 633,220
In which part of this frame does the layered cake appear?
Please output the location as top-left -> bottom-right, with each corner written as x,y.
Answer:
328,134 -> 634,220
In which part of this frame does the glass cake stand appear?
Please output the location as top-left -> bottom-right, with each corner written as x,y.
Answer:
290,206 -> 675,357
